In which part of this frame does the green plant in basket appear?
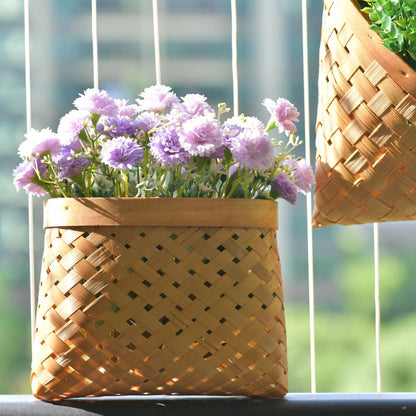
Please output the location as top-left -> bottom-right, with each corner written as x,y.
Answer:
359,0 -> 416,70
13,85 -> 314,204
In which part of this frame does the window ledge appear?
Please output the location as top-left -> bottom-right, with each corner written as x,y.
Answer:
0,393 -> 415,415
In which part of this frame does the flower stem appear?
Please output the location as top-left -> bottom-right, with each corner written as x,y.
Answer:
177,157 -> 194,197
122,171 -> 130,197
244,171 -> 249,198
225,172 -> 244,198
154,168 -> 168,196
218,166 -> 231,198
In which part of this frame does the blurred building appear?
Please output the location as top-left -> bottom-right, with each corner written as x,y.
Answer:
28,0 -> 303,120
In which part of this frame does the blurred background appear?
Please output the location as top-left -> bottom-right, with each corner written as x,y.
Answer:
2,0 -> 416,394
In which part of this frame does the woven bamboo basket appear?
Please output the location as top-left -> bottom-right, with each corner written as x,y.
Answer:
313,0 -> 416,227
31,198 -> 288,401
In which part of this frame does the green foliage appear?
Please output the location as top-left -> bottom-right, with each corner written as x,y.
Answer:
0,270 -> 31,393
286,306 -> 377,392
285,224 -> 416,393
286,307 -> 416,392
334,225 -> 416,321
361,0 -> 416,69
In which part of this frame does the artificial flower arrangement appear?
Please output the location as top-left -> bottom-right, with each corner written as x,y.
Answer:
13,85 -> 314,204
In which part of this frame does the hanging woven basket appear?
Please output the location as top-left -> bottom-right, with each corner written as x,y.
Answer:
313,0 -> 416,227
31,198 -> 288,401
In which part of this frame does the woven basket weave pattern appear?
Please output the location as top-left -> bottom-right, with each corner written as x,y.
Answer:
32,200 -> 287,400
313,0 -> 416,227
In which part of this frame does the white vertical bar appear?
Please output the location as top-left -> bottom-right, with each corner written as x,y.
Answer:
301,0 -> 317,393
231,0 -> 239,117
374,223 -> 382,392
152,0 -> 162,85
24,0 -> 36,350
91,0 -> 99,89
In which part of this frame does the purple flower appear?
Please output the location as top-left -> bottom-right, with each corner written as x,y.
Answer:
98,116 -> 139,137
229,163 -> 241,176
172,94 -> 214,118
271,174 -> 298,205
179,116 -> 223,157
58,110 -> 91,145
54,140 -> 84,162
18,128 -> 61,159
136,85 -> 179,113
222,116 -> 264,149
222,117 -> 244,147
58,147 -> 91,179
263,98 -> 300,135
135,112 -> 162,133
230,130 -> 274,172
115,99 -> 137,117
74,88 -> 118,117
242,116 -> 265,133
101,137 -> 144,171
13,159 -> 47,196
210,147 -> 225,158
288,159 -> 315,193
149,127 -> 190,166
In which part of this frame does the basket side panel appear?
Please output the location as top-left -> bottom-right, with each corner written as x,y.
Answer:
32,224 -> 288,400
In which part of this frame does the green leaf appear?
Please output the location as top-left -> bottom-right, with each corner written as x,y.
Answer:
369,24 -> 384,33
196,156 -> 209,171
396,18 -> 408,28
78,129 -> 89,143
406,31 -> 416,42
91,113 -> 101,127
369,11 -> 383,21
383,38 -> 401,52
403,0 -> 416,8
408,48 -> 416,61
230,185 -> 245,199
270,188 -> 279,200
381,15 -> 392,31
362,0 -> 416,70
362,7 -> 374,13
223,147 -> 233,165
396,31 -> 405,49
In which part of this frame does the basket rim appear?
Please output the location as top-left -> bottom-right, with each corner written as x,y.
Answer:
332,0 -> 416,97
43,197 -> 278,229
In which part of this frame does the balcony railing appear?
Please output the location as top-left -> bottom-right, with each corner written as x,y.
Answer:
2,0 -> 414,412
